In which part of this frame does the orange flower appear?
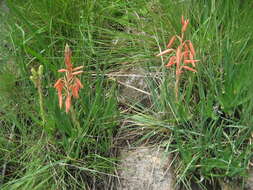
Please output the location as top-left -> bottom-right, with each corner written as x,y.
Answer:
165,56 -> 176,67
54,44 -> 83,113
182,19 -> 189,33
156,16 -> 199,100
54,79 -> 64,108
184,59 -> 200,67
157,16 -> 198,74
181,65 -> 197,72
156,49 -> 174,57
65,94 -> 72,113
188,41 -> 195,57
167,35 -> 176,48
65,44 -> 73,70
72,78 -> 83,98
181,15 -> 185,25
176,45 -> 183,66
183,44 -> 189,59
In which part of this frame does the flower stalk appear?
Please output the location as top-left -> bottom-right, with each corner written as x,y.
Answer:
54,44 -> 84,113
30,65 -> 46,126
156,16 -> 199,101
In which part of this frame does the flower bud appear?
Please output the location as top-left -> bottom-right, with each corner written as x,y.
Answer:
31,68 -> 37,76
38,65 -> 44,76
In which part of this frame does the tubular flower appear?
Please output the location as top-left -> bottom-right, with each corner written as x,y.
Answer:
54,44 -> 84,113
65,94 -> 72,113
54,79 -> 64,108
165,56 -> 176,67
167,36 -> 176,48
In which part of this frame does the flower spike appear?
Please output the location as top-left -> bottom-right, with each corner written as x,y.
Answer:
156,16 -> 199,100
54,44 -> 84,113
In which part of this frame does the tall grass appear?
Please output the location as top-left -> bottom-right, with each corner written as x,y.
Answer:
1,0 -> 253,189
128,0 -> 253,189
1,0 -> 119,189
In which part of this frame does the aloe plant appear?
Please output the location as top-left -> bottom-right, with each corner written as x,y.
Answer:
156,16 -> 199,101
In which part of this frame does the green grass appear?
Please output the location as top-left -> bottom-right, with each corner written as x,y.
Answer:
1,0 -> 253,189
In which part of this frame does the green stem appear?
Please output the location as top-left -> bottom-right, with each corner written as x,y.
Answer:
70,107 -> 81,130
175,72 -> 179,102
38,81 -> 46,127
